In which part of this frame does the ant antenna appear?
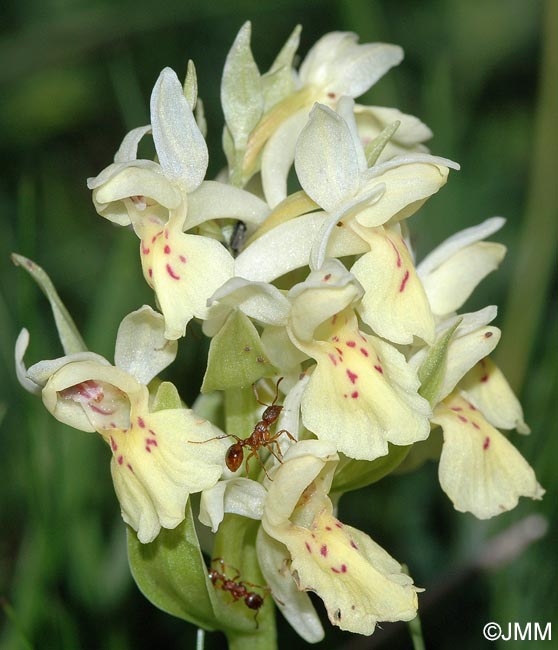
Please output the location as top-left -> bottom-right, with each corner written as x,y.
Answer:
253,376 -> 284,407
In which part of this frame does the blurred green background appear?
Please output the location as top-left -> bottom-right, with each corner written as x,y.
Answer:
1,0 -> 556,648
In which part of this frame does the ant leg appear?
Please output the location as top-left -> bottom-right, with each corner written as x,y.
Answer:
266,430 -> 296,458
245,449 -> 272,481
237,579 -> 266,590
275,428 -> 297,442
189,433 -> 235,445
211,557 -> 243,582
264,430 -> 296,466
265,442 -> 283,464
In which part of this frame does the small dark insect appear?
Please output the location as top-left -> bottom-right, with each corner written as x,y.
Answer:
208,558 -> 269,627
230,220 -> 247,256
191,377 -> 296,479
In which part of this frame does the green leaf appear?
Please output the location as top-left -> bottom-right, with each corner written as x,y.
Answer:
12,253 -> 87,354
127,502 -> 217,630
221,22 -> 263,153
331,444 -> 411,494
418,320 -> 461,405
201,310 -> 278,393
365,119 -> 400,167
408,607 -> 426,650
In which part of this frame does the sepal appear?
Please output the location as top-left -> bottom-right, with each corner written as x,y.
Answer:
12,253 -> 87,354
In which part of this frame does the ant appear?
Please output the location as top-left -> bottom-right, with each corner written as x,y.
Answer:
191,377 -> 296,479
208,558 -> 269,627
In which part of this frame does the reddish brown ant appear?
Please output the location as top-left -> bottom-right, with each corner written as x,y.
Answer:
208,558 -> 269,627
191,377 -> 296,479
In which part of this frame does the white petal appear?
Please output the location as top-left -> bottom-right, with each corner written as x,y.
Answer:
355,161 -> 451,228
87,161 -> 131,190
336,96 -> 367,172
437,305 -> 498,336
256,528 -> 325,643
299,32 -> 357,87
411,309 -> 501,405
295,103 -> 360,212
262,109 -> 309,208
27,351 -> 110,397
199,478 -> 266,532
114,125 -> 152,163
460,358 -> 530,433
92,163 -> 182,213
150,67 -> 208,191
207,277 -> 291,327
40,361 -> 138,433
234,212 -> 368,283
263,439 -> 339,528
15,329 -> 42,395
362,153 -> 460,179
422,242 -> 506,315
288,262 -> 364,343
275,373 -> 310,453
186,180 -> 270,230
355,104 -> 432,146
299,33 -> 403,100
418,216 -> 505,276
309,182 -> 385,271
114,306 -> 177,384
327,42 -> 404,99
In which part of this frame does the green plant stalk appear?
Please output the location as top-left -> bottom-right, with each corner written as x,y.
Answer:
496,0 -> 558,392
219,388 -> 277,650
213,516 -> 277,650
409,612 -> 426,650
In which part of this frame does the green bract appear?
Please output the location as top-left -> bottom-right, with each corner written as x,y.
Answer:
202,310 -> 278,392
